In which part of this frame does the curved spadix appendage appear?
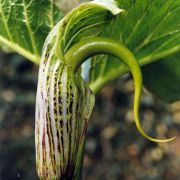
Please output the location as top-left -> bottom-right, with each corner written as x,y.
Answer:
65,37 -> 176,143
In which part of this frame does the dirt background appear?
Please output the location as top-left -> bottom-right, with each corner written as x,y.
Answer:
0,52 -> 179,180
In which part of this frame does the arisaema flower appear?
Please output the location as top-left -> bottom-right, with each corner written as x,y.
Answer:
35,0 -> 175,179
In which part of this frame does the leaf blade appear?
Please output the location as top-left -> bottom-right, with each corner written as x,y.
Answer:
86,0 -> 180,101
0,0 -> 62,63
142,52 -> 180,103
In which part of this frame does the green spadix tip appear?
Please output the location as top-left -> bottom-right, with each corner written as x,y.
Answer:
135,117 -> 176,143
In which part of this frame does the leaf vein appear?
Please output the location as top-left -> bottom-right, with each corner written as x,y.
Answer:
22,0 -> 39,56
135,1 -> 177,52
125,1 -> 154,45
0,0 -> 13,41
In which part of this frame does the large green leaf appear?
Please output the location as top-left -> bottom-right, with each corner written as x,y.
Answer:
86,0 -> 180,101
142,52 -> 180,102
0,0 -> 62,63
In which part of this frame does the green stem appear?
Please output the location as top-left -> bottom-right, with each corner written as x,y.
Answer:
65,37 -> 175,143
89,66 -> 127,94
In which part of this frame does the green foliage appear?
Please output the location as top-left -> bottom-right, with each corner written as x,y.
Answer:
0,0 -> 62,63
142,52 -> 180,102
86,0 -> 180,102
0,0 -> 179,101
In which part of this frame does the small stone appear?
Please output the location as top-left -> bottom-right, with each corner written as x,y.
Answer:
124,80 -> 134,92
1,90 -> 15,102
83,155 -> 92,167
127,144 -> 139,157
125,109 -> 134,124
22,124 -> 33,137
173,111 -> 180,124
170,101 -> 180,112
141,91 -> 155,107
156,123 -> 168,136
150,147 -> 164,161
143,110 -> 154,122
85,138 -> 98,155
102,126 -> 118,140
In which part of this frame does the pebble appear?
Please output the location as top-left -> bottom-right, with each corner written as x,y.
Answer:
173,112 -> 180,124
1,90 -> 15,102
102,126 -> 118,140
150,147 -> 164,161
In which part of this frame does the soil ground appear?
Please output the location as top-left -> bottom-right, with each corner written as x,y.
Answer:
0,53 -> 179,180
